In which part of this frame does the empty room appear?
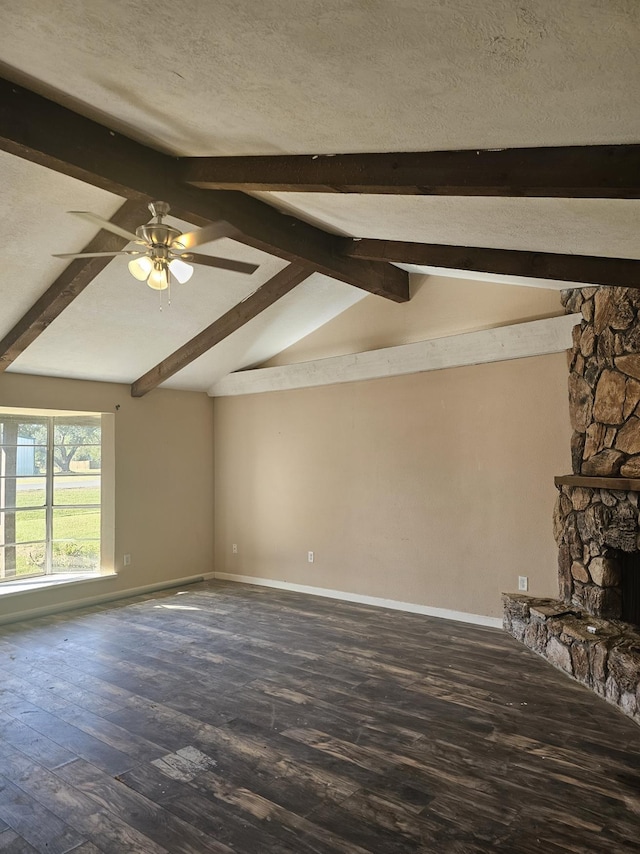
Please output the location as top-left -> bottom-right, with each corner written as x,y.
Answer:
0,1 -> 638,852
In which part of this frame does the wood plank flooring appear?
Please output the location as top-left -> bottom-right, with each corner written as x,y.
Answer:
0,580 -> 638,853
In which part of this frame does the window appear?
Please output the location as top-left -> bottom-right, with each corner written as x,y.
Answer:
0,408 -> 114,583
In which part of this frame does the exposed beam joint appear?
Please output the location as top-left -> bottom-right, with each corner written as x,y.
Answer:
181,146 -> 640,198
346,239 -> 640,289
131,262 -> 313,397
0,78 -> 408,302
0,200 -> 150,372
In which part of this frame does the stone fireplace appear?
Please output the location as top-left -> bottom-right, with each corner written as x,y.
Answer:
504,286 -> 640,726
553,479 -> 640,623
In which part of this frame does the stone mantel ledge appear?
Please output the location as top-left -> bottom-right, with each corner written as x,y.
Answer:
555,474 -> 640,491
503,593 -> 640,726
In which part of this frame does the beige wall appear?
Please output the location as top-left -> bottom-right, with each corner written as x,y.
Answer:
266,275 -> 563,366
214,352 -> 571,619
0,279 -> 569,624
0,372 -> 214,621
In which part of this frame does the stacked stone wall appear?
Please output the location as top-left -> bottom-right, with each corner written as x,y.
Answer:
564,286 -> 640,476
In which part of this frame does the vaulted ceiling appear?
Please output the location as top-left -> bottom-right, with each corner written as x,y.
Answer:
0,0 -> 638,395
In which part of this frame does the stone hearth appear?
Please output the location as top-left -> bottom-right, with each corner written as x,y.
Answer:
504,286 -> 640,725
503,595 -> 640,724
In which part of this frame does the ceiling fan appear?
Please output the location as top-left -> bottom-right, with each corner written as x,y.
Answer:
53,201 -> 259,290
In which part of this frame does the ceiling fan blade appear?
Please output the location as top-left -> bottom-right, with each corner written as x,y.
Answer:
69,211 -> 140,242
53,250 -> 140,259
189,253 -> 259,274
172,220 -> 239,251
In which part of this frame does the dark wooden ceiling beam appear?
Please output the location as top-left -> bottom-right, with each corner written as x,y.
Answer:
346,239 -> 640,289
131,262 -> 313,397
0,200 -> 149,372
0,78 -> 408,302
181,146 -> 640,198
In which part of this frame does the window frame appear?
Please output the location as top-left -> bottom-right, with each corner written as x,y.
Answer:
0,406 -> 115,583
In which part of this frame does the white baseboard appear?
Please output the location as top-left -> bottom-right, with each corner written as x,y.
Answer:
1,569 -> 504,630
0,572 -> 210,626
213,572 -> 503,629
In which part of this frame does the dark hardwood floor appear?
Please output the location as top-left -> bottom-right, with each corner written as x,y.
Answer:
0,580 -> 638,853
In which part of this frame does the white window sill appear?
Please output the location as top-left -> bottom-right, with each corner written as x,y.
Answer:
0,572 -> 117,597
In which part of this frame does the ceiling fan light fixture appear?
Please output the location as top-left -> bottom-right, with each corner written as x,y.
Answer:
147,262 -> 169,291
57,203 -> 257,300
128,255 -> 153,281
169,257 -> 194,284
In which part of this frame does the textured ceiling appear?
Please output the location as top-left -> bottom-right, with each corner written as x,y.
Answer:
255,194 -> 640,259
1,0 -> 638,154
0,1 -> 638,389
0,151 -> 124,337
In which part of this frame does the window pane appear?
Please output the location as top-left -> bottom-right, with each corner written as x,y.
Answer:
53,418 -> 101,477
53,445 -> 101,475
0,444 -> 48,476
53,507 -> 101,541
52,540 -> 100,572
53,419 -> 101,445
53,475 -> 101,507
1,421 -> 47,447
0,509 -> 46,545
0,542 -> 46,579
0,477 -> 46,509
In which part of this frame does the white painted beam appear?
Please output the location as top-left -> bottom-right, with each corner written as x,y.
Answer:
208,313 -> 580,397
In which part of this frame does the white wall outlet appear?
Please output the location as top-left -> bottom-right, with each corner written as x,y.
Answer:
123,554 -> 131,567
308,551 -> 314,563
232,544 -> 238,554
518,575 -> 528,591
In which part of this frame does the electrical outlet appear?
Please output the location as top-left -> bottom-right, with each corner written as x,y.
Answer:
123,554 -> 131,567
518,575 -> 528,591
308,551 -> 314,563
232,544 -> 238,554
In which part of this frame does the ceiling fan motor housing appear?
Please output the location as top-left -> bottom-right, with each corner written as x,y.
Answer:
136,222 -> 184,253
137,201 -> 185,256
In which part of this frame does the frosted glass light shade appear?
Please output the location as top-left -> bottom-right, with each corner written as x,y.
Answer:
147,265 -> 169,290
169,258 -> 194,283
128,255 -> 153,281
